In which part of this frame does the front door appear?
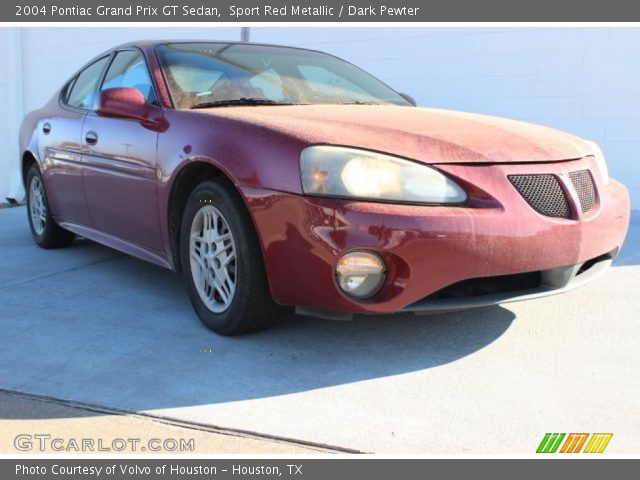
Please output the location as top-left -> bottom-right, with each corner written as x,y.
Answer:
81,49 -> 163,251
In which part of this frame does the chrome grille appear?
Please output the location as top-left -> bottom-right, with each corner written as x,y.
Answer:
569,170 -> 597,213
508,174 -> 571,218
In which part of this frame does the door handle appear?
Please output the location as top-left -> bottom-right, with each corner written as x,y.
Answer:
85,131 -> 98,146
42,122 -> 51,135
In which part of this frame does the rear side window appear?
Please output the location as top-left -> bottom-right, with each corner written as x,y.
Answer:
101,50 -> 157,104
61,79 -> 76,103
66,56 -> 110,110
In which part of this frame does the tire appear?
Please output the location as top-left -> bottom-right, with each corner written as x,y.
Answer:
179,178 -> 276,335
26,164 -> 75,249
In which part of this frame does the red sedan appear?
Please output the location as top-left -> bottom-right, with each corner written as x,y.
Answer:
19,41 -> 630,335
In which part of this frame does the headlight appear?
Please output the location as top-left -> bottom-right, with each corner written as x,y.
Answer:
585,140 -> 609,185
300,146 -> 467,204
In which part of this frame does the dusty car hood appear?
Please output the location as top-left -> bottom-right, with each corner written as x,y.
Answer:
198,104 -> 592,164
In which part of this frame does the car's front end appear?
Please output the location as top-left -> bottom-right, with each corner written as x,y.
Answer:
157,41 -> 630,328
240,150 -> 628,319
213,106 -> 630,320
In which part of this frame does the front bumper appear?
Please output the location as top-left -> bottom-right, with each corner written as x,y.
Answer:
404,249 -> 616,314
241,156 -> 630,316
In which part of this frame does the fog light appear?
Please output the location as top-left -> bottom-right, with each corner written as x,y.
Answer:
336,251 -> 385,298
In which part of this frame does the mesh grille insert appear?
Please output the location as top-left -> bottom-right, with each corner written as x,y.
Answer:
569,170 -> 597,213
508,174 -> 570,218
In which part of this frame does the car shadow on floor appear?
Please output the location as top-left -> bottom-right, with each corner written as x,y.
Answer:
0,238 -> 516,419
614,222 -> 640,266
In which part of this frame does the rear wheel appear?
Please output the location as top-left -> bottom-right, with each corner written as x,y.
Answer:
180,178 -> 275,335
26,164 -> 75,249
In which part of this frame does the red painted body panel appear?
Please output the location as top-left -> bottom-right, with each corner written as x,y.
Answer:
18,41 -> 631,316
82,114 -> 163,251
36,105 -> 93,226
202,104 -> 593,164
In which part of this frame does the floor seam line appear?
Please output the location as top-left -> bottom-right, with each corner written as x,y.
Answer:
0,388 -> 365,454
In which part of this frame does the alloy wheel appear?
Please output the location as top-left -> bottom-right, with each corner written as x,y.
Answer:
189,205 -> 237,313
29,176 -> 47,236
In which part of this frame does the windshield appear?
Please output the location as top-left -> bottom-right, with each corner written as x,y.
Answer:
156,42 -> 411,109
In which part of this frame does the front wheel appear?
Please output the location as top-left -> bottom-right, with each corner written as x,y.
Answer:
180,179 -> 276,335
26,164 -> 75,249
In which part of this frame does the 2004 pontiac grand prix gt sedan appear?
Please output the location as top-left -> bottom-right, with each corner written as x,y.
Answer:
20,41 -> 630,335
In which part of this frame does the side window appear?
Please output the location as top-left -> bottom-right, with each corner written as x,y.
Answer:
101,50 -> 157,104
66,56 -> 110,109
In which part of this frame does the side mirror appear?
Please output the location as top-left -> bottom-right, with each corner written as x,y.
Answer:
399,93 -> 417,106
96,88 -> 166,130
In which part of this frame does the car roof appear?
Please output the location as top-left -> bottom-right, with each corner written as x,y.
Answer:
111,39 -> 327,55
77,39 -> 332,83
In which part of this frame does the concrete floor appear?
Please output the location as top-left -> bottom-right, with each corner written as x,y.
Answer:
0,391 -> 324,454
0,206 -> 638,453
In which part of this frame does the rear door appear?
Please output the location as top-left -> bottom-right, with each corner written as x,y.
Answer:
81,49 -> 163,251
42,56 -> 110,225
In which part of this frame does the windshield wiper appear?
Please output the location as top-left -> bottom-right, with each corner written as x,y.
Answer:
337,101 -> 382,105
190,98 -> 295,109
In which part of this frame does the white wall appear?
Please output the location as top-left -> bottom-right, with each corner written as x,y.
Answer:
253,27 -> 640,213
0,28 -> 13,201
1,27 -> 639,214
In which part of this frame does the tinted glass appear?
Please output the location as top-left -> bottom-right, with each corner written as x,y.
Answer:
156,43 -> 410,109
101,50 -> 157,104
61,79 -> 75,103
66,56 -> 110,109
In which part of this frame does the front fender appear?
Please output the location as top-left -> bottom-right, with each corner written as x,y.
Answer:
158,109 -> 307,194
